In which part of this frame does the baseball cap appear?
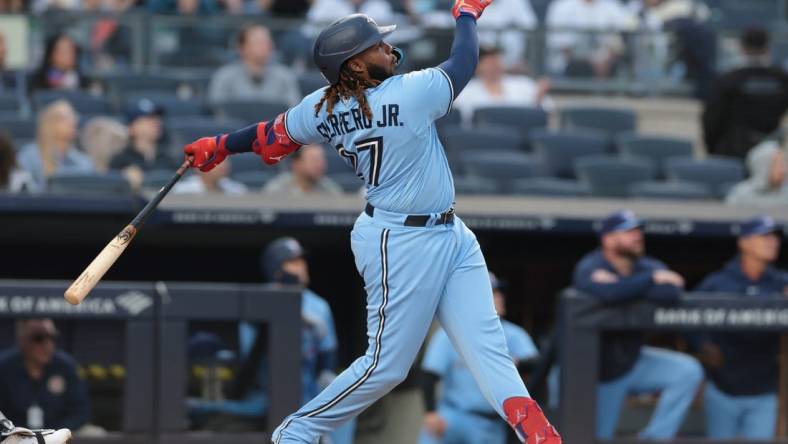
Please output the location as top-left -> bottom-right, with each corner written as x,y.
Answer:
599,210 -> 643,235
260,237 -> 305,282
737,215 -> 781,237
125,98 -> 164,123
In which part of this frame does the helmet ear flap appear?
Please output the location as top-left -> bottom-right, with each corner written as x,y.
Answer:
392,47 -> 405,67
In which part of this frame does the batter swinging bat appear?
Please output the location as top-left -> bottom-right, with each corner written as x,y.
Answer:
64,159 -> 192,305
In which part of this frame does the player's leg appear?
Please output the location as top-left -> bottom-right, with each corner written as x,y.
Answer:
703,381 -> 740,438
435,218 -> 558,443
273,221 -> 455,443
739,391 -> 777,439
627,346 -> 703,439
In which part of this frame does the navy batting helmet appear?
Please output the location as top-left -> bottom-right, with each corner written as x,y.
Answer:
260,237 -> 304,282
313,13 -> 404,85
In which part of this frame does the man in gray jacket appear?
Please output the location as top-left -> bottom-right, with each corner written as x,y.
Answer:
726,137 -> 788,206
208,24 -> 301,107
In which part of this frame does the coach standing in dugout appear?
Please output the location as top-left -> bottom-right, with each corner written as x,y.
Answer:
693,216 -> 788,439
702,27 -> 788,159
0,319 -> 89,432
573,210 -> 703,440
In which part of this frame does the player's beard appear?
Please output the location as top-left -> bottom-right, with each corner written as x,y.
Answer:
367,62 -> 393,83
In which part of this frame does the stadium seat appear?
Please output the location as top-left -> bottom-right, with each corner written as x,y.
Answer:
574,155 -> 657,198
436,108 -> 462,133
629,181 -> 714,200
442,127 -> 524,159
212,100 -> 289,125
511,177 -> 592,197
232,170 -> 276,189
105,73 -> 185,101
167,118 -> 246,156
529,129 -> 609,178
560,107 -> 637,137
32,90 -> 114,115
664,156 -> 745,198
322,145 -> 355,175
0,116 -> 36,144
617,133 -> 694,178
229,152 -> 266,175
0,93 -> 22,114
48,172 -> 132,195
461,150 -> 542,193
126,93 -> 206,118
329,172 -> 364,193
298,71 -> 328,95
453,175 -> 499,195
471,106 -> 548,136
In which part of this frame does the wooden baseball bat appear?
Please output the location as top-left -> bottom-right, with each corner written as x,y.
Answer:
64,160 -> 191,305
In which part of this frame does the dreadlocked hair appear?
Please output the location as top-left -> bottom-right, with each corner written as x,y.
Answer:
314,65 -> 378,121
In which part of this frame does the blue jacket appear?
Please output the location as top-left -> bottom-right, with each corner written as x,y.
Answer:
573,249 -> 681,381
695,258 -> 788,396
0,348 -> 90,429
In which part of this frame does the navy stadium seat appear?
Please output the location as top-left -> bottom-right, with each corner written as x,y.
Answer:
472,106 -> 548,136
460,150 -> 542,193
32,90 -> 114,115
48,172 -> 131,195
141,170 -> 177,191
212,101 -> 289,126
529,129 -> 609,178
664,156 -> 745,198
617,133 -> 694,178
453,175 -> 499,195
229,152 -> 266,175
574,155 -> 657,198
560,107 -> 636,137
0,94 -> 22,114
168,118 -> 247,156
629,181 -> 714,200
442,127 -> 524,159
329,172 -> 364,193
0,116 -> 36,144
436,108 -> 462,132
126,93 -> 206,118
232,170 -> 277,189
322,145 -> 355,175
298,72 -> 328,96
511,177 -> 592,197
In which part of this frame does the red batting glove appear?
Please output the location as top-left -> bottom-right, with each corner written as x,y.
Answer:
504,397 -> 562,444
452,0 -> 492,20
184,134 -> 229,172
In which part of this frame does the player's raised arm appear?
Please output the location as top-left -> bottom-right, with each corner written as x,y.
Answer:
183,112 -> 302,172
437,0 -> 492,98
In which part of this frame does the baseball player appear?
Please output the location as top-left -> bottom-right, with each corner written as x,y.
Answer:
183,1 -> 561,442
0,412 -> 71,444
419,272 -> 539,444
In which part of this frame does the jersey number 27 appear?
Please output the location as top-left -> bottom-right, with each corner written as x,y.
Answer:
335,137 -> 383,187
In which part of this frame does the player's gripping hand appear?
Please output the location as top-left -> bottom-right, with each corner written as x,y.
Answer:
452,0 -> 492,20
184,134 -> 229,172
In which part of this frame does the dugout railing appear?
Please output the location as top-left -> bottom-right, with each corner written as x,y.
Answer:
0,280 -> 301,443
559,289 -> 788,444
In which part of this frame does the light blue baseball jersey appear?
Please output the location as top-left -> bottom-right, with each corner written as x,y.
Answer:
285,68 -> 455,214
422,321 -> 538,413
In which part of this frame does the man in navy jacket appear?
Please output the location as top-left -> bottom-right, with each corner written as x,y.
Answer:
573,210 -> 703,439
695,215 -> 788,439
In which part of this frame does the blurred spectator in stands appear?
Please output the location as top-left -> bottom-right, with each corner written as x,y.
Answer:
29,34 -> 86,93
726,137 -> 788,206
454,46 -> 553,123
86,0 -> 135,72
307,0 -> 394,24
0,132 -> 34,193
693,216 -> 787,439
703,28 -> 788,159
262,144 -> 342,196
17,100 -> 94,193
0,0 -> 24,12
208,24 -> 300,107
109,98 -> 174,190
629,0 -> 715,99
419,271 -> 538,444
573,210 -> 702,440
477,0 -> 537,70
31,0 -> 78,13
149,0 -> 219,14
0,318 -> 90,430
80,116 -> 128,188
173,160 -> 246,195
546,0 -> 635,78
0,31 -> 20,94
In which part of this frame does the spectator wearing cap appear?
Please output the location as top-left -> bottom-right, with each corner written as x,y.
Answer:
419,271 -> 538,444
453,46 -> 553,124
0,319 -> 90,430
693,216 -> 788,439
572,210 -> 702,440
207,24 -> 300,107
17,100 -> 94,193
726,135 -> 788,207
262,144 -> 342,197
703,28 -> 788,159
